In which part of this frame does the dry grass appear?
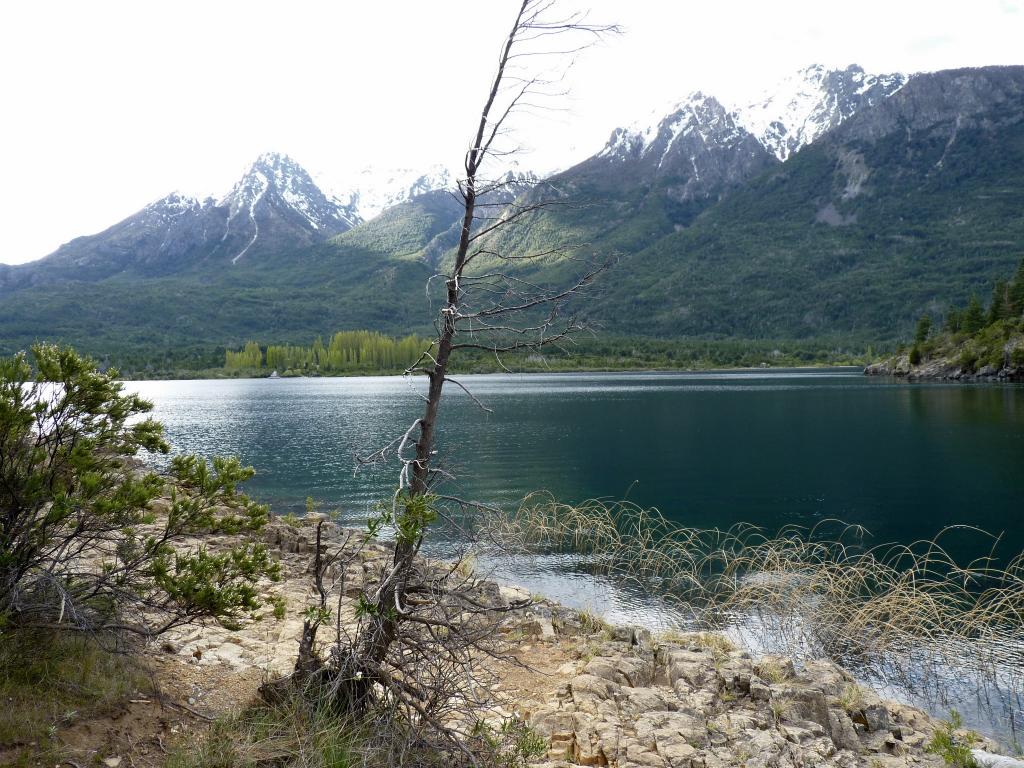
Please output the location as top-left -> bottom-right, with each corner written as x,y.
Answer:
838,682 -> 867,712
166,698 -> 379,768
166,690 -> 547,768
577,605 -> 612,636
484,495 -> 1024,714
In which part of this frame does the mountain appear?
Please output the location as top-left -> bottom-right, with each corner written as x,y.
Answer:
2,64 -> 1023,363
588,92 -> 776,207
588,65 -> 1024,338
468,65 -> 909,281
0,153 -> 360,290
216,152 -> 361,264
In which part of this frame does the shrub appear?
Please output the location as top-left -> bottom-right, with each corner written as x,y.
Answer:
958,348 -> 979,372
926,711 -> 980,768
0,344 -> 279,637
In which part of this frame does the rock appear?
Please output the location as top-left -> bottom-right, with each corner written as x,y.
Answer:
750,681 -> 772,701
851,703 -> 890,733
864,361 -> 893,376
552,610 -> 585,637
641,712 -> 707,750
571,674 -> 618,700
573,715 -> 617,766
610,624 -> 655,651
719,658 -> 754,694
570,674 -> 620,715
740,728 -> 788,764
972,749 -> 1024,768
102,758 -> 122,768
499,584 -> 531,604
674,687 -> 718,717
654,736 -> 698,768
782,723 -> 818,744
531,708 -> 575,742
521,617 -> 556,639
584,655 -> 654,688
827,708 -> 861,752
789,688 -> 830,730
619,687 -> 674,718
624,741 -> 666,767
664,649 -> 717,691
799,659 -> 853,696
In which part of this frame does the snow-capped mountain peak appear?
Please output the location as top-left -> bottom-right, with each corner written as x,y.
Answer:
734,64 -> 907,161
595,64 -> 908,177
597,91 -> 756,171
145,191 -> 204,216
218,152 -> 359,234
343,165 -> 454,221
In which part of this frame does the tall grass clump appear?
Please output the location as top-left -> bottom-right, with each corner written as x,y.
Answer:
485,495 -> 1024,730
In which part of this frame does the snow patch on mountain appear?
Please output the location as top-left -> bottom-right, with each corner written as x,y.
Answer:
734,64 -> 907,161
343,165 -> 454,221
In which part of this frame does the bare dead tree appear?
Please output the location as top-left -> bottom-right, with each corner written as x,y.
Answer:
273,2 -> 617,763
354,0 -> 616,676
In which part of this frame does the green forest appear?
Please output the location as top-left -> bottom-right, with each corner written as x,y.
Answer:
900,257 -> 1024,372
224,331 -> 431,375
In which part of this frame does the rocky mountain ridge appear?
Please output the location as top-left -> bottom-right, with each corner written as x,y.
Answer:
571,64 -> 908,215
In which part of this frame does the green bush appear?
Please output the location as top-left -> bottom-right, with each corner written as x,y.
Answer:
0,344 -> 279,637
958,348 -> 979,372
926,711 -> 980,768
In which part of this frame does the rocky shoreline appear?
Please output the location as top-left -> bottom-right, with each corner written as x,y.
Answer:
864,354 -> 1023,382
139,511 -> 1024,768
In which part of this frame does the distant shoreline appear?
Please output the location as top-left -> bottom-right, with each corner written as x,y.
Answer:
118,362 -> 867,382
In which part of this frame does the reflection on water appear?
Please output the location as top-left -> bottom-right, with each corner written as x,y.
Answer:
130,370 -> 1024,554
128,370 -> 1024,742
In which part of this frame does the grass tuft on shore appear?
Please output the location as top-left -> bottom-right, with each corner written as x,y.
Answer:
0,630 -> 151,764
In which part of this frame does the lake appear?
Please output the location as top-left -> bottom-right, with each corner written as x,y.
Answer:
129,369 -> 1024,737
130,368 -> 1024,559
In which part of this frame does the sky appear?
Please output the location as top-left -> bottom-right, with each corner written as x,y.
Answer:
1,0 -> 1022,265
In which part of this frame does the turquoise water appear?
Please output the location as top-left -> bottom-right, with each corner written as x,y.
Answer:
130,369 -> 1024,558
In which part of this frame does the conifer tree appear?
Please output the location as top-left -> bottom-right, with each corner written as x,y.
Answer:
914,314 -> 932,345
1,345 -> 279,635
1009,257 -> 1024,317
944,305 -> 962,333
963,293 -> 986,334
989,280 -> 1009,324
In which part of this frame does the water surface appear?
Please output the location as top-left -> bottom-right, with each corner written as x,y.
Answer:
130,369 -> 1024,558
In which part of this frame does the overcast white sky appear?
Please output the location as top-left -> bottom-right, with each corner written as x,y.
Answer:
1,0 -> 1022,265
